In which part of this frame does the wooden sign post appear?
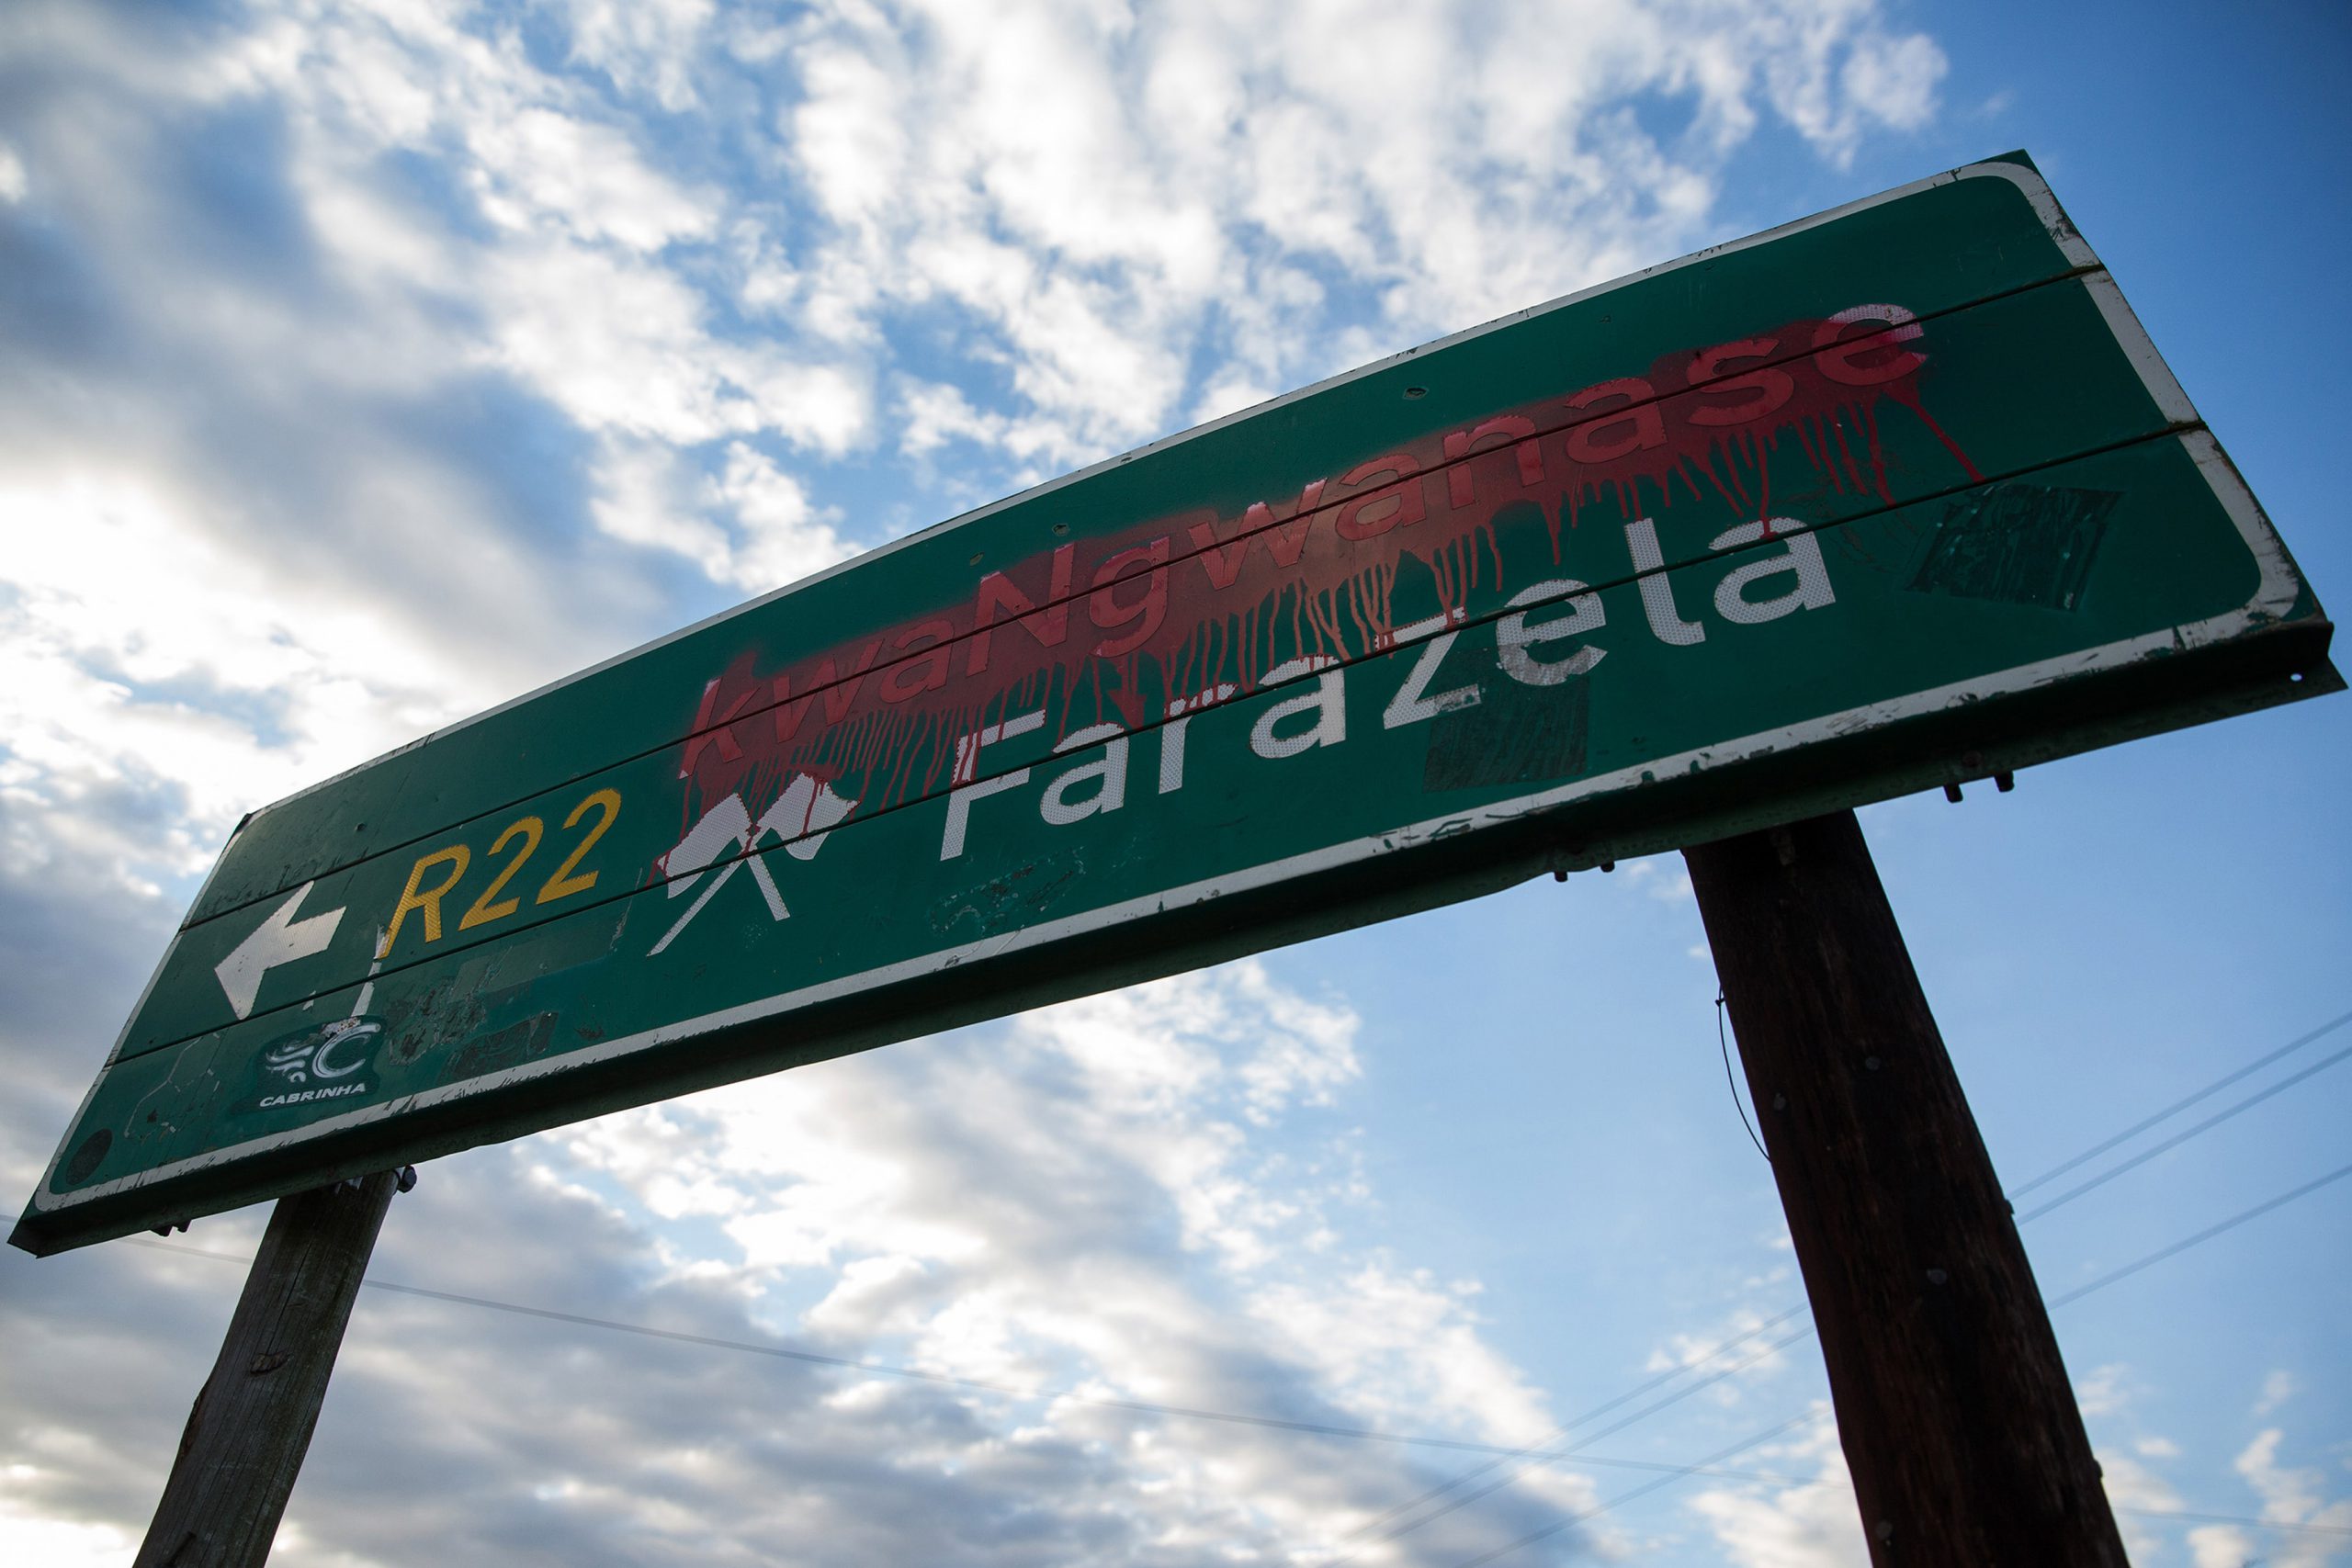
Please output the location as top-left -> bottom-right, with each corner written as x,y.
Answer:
1686,810 -> 2128,1563
132,1172 -> 401,1568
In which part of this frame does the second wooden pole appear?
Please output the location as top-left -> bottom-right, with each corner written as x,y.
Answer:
1682,810 -> 2125,1564
133,1170 -> 400,1568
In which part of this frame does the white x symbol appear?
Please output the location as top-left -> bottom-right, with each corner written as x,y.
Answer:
648,776 -> 855,956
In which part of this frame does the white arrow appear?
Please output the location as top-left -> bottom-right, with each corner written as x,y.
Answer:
215,882 -> 346,1020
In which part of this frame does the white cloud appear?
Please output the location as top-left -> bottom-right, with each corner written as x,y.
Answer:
0,1495 -> 128,1568
2256,1368 -> 2301,1416
466,106 -> 716,251
509,963 -> 1617,1558
590,434 -> 739,580
1752,14 -> 1948,166
2190,1523 -> 2258,1568
0,0 -> 873,924
1687,1406 -> 1870,1568
707,442 -> 858,591
198,0 -> 873,547
479,238 -> 867,450
0,472 -> 492,889
0,958 -> 1634,1562
590,437 -> 859,592
2077,1362 -> 2137,1418
2186,1420 -> 2352,1568
1623,855 -> 1699,905
555,0 -> 718,113
1646,1303 -> 1797,1392
764,0 -> 1950,468
2101,1446 -> 2188,1562
1192,371 -> 1278,427
1841,29 -> 1948,133
2222,1427 -> 2352,1568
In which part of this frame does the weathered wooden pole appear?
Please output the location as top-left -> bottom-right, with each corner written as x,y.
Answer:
1682,809 -> 2126,1564
133,1170 -> 401,1568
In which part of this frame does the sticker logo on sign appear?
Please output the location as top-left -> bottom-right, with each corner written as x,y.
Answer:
234,1016 -> 385,1114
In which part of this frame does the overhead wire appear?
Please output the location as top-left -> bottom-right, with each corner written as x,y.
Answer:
118,1004 -> 2351,1558
1318,1303 -> 1811,1554
2115,1506 -> 2352,1540
2044,1157 -> 2352,1309
1716,991 -> 1770,1161
123,1235 -> 1698,1464
2015,1037 -> 2352,1222
2006,1006 -> 2352,1199
1311,1327 -> 1818,1567
1432,1152 -> 2352,1567
118,1235 -> 1839,1512
1359,1003 -> 2352,1559
1442,1413 -> 1821,1568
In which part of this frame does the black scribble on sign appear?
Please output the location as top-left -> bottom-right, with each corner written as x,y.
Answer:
1905,482 -> 2120,612
1423,675 -> 1589,792
64,1129 -> 111,1185
933,853 -> 1086,939
442,1011 -> 557,1083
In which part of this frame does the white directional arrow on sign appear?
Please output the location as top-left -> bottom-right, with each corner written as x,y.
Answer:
214,882 -> 346,1021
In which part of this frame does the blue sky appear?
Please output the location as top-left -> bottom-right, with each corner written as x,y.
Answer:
1,2 -> 2346,1564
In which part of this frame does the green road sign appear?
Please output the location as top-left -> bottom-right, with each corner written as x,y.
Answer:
16,153 -> 2336,1255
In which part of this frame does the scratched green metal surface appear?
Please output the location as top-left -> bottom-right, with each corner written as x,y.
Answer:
16,155 -> 2337,1254
114,279 -> 2171,1065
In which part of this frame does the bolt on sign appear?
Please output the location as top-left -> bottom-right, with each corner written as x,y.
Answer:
16,152 -> 2337,1256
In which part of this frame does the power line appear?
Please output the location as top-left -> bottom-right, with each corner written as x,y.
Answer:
2045,1157 -> 2352,1309
2017,1037 -> 2352,1222
125,1235 -> 1624,1462
1347,1004 -> 2352,1557
119,1004 -> 2351,1555
1435,1155 -> 2352,1566
118,1237 -> 1835,1502
2008,1007 -> 2352,1199
1316,1328 -> 1817,1566
1441,1412 -> 1819,1568
1318,1304 -> 1812,1558
120,1145 -> 2344,1568
2118,1506 -> 2352,1540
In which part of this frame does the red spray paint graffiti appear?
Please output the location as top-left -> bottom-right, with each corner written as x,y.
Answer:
667,305 -> 1979,864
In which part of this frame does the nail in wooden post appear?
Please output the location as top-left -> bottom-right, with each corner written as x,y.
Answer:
133,1171 -> 399,1568
1681,810 -> 2126,1564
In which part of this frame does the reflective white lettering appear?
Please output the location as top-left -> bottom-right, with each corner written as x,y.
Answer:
1497,580 -> 1606,686
1624,517 -> 1704,646
941,709 -> 1046,859
1250,658 -> 1346,759
1709,521 -> 1836,625
1041,722 -> 1128,825
1383,611 -> 1479,728
1159,684 -> 1238,795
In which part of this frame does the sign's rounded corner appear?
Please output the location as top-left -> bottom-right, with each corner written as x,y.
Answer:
1951,152 -> 2098,270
